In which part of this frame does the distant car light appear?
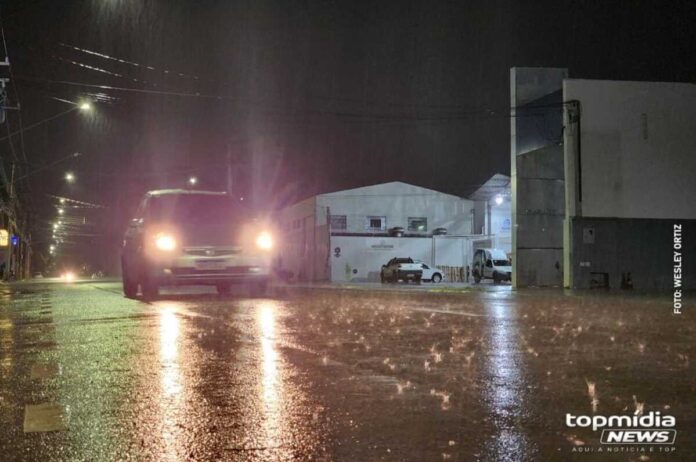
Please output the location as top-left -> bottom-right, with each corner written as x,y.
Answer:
255,231 -> 273,250
154,232 -> 177,251
62,271 -> 76,283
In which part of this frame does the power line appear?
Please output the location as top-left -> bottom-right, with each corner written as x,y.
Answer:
58,42 -> 203,82
0,106 -> 78,142
15,75 -> 550,121
16,75 -> 233,100
14,152 -> 81,181
49,194 -> 104,209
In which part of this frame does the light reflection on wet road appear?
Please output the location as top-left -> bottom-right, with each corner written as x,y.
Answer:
159,304 -> 183,460
485,299 -> 533,461
0,282 -> 694,461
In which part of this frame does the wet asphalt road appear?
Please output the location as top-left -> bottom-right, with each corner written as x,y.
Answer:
0,281 -> 694,462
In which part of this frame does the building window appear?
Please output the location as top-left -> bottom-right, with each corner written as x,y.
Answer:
365,216 -> 386,231
408,217 -> 427,232
330,215 -> 347,230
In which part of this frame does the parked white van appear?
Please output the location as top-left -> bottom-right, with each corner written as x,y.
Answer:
472,248 -> 511,284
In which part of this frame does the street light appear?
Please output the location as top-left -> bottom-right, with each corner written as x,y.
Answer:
58,208 -> 64,215
65,172 -> 75,183
188,176 -> 198,186
79,101 -> 93,112
494,194 -> 504,206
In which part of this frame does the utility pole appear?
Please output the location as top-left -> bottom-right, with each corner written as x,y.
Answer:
0,44 -> 29,280
0,57 -> 11,121
0,57 -> 13,279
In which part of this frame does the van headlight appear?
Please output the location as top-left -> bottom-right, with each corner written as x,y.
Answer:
255,231 -> 273,250
154,232 -> 177,251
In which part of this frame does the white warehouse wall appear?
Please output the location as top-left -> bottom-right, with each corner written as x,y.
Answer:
488,201 -> 512,253
315,182 -> 474,235
330,235 -> 477,282
564,79 -> 696,219
276,197 -> 328,281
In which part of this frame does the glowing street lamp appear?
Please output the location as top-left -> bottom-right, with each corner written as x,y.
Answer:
58,208 -> 64,215
79,101 -> 93,112
494,194 -> 504,206
65,172 -> 76,183
188,176 -> 198,186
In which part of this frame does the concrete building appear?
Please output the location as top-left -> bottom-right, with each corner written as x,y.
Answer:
563,79 -> 696,290
277,178 -> 511,282
511,67 -> 696,290
510,67 -> 567,288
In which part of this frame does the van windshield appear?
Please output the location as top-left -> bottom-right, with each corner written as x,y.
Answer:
147,194 -> 246,223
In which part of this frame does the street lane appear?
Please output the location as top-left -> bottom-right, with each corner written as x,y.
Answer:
1,281 -> 694,461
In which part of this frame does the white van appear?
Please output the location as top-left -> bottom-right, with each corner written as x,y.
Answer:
472,248 -> 511,283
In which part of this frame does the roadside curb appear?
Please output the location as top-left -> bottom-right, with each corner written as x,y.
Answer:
276,282 -> 509,296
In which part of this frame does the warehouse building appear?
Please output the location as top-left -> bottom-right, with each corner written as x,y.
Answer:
277,177 -> 510,282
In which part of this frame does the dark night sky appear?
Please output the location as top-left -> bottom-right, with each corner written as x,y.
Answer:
2,0 -> 696,270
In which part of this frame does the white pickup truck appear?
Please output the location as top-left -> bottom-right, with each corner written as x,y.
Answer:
380,257 -> 423,284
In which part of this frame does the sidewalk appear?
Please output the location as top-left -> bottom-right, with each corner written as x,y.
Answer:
278,280 -> 512,294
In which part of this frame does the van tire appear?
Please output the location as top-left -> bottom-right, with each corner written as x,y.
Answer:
250,281 -> 268,297
141,280 -> 159,300
121,258 -> 139,298
123,273 -> 138,298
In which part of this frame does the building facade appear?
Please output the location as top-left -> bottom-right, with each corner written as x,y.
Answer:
277,179 -> 511,282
